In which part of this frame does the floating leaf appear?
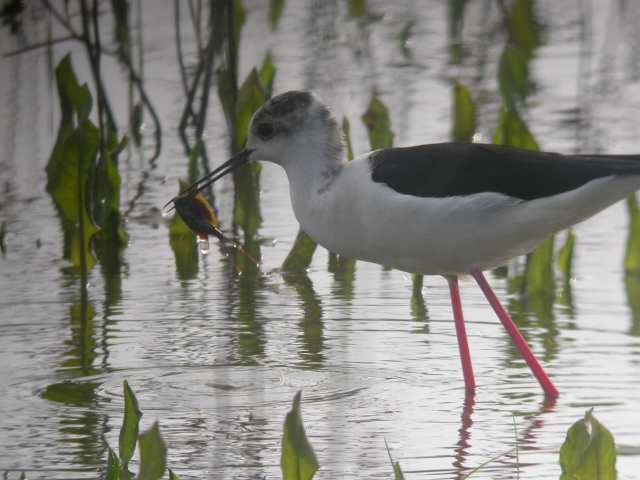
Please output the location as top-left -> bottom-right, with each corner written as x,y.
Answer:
119,380 -> 142,467
492,107 -> 539,150
41,380 -> 99,406
269,0 -> 285,29
362,93 -> 394,150
559,409 -> 617,479
137,422 -> 167,480
557,229 -> 575,277
283,230 -> 318,272
106,447 -> 121,480
452,81 -> 476,142
624,195 -> 640,273
281,391 -> 319,480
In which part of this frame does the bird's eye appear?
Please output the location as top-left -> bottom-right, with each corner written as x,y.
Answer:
256,122 -> 274,139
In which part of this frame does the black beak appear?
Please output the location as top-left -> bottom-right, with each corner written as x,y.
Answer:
164,148 -> 254,210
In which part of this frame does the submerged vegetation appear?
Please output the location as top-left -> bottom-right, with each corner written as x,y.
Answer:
1,0 -> 639,478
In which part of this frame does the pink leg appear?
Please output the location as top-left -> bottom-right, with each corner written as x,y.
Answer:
470,268 -> 559,398
446,276 -> 476,393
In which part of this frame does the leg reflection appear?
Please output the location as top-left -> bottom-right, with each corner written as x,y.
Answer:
452,391 -> 475,479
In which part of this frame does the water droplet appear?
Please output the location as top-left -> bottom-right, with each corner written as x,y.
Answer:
197,236 -> 210,255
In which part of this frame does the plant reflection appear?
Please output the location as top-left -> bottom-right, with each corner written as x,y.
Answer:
624,273 -> 640,337
283,271 -> 325,368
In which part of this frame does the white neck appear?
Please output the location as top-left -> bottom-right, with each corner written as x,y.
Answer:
280,124 -> 345,224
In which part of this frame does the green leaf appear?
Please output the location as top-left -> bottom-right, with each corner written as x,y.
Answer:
269,0 -> 285,29
560,409 -> 617,479
137,422 -> 167,480
282,230 -> 318,272
492,107 -> 539,150
624,195 -> 640,273
48,123 -> 100,271
498,45 -> 530,111
94,127 -> 129,255
235,68 -> 267,150
119,380 -> 143,467
168,469 -> 181,480
525,235 -> 554,298
342,116 -> 354,161
452,81 -> 476,142
106,447 -> 121,480
259,52 -> 277,99
46,56 -> 100,272
362,93 -> 394,150
50,55 -> 92,131
169,181 -> 199,280
281,391 -> 319,480
557,229 -> 575,277
507,0 -> 542,57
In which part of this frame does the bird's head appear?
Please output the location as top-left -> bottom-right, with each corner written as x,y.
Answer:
180,91 -> 343,194
246,90 -> 340,168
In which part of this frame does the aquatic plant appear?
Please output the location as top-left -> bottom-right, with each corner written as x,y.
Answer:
281,391 -> 319,480
105,381 -> 176,480
560,409 -> 617,479
452,81 -> 476,143
384,439 -> 406,480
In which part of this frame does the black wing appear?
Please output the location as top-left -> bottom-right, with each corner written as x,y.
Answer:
369,143 -> 640,201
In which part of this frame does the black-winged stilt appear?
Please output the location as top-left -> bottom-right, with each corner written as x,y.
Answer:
178,90 -> 640,399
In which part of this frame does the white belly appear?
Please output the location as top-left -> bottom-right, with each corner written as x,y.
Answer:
290,159 -> 640,275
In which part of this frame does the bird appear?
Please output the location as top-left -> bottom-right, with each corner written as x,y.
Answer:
179,90 -> 640,398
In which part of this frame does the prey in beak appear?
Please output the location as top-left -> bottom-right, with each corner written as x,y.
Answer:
164,148 -> 257,264
164,148 -> 254,212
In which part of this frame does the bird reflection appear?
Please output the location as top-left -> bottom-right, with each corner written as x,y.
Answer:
452,392 -> 475,479
451,392 -> 556,478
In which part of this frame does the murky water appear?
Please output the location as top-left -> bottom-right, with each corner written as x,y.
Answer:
2,0 -> 640,478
